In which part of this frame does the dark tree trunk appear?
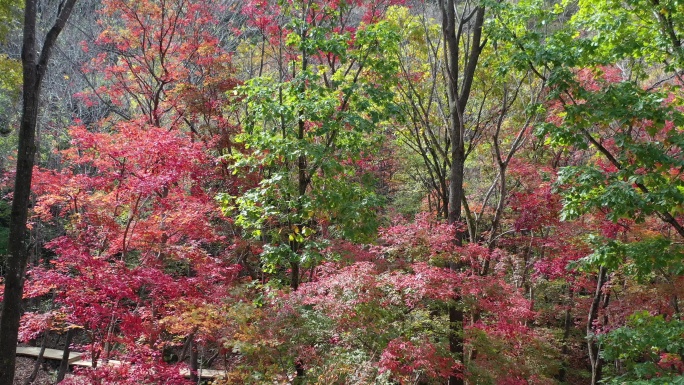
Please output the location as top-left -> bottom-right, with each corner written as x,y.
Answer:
56,328 -> 74,383
290,24 -> 309,293
439,0 -> 485,382
290,261 -> 300,291
23,332 -> 48,385
0,0 -> 77,382
441,181 -> 449,220
190,340 -> 199,383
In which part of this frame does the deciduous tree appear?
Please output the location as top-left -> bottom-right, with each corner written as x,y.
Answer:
0,0 -> 78,382
221,0 -> 402,290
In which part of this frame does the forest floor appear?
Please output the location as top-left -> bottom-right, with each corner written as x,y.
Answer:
13,357 -> 55,385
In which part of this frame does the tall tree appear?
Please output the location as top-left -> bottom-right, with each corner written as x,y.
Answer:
437,0 -> 486,382
494,0 -> 684,382
17,0 -> 243,380
0,0 -> 77,382
390,6 -> 452,219
440,0 -> 485,229
224,0 -> 401,291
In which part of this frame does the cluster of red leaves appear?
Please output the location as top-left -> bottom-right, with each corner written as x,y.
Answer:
244,0 -> 405,35
378,337 -> 454,382
78,0 -> 239,140
62,352 -> 189,385
378,212 -> 459,262
18,312 -> 55,342
297,261 -> 459,314
24,119 -> 240,381
242,0 -> 406,76
658,353 -> 684,374
287,261 -> 458,381
506,159 -> 560,234
282,208 -> 548,382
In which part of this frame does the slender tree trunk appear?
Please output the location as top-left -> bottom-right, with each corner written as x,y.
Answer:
556,286 -> 574,382
290,22 -> 309,293
56,328 -> 74,383
588,266 -> 609,385
442,2 -> 463,381
290,20 -> 309,383
441,182 -> 449,220
439,0 -> 485,382
447,146 -> 465,385
0,1 -> 39,380
290,261 -> 300,291
291,109 -> 306,291
23,331 -> 48,385
672,294 -> 681,319
190,339 -> 199,383
0,1 -> 77,382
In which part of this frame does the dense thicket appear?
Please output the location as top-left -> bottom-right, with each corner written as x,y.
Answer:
0,0 -> 682,384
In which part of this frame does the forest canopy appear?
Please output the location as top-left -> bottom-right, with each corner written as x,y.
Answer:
0,0 -> 683,384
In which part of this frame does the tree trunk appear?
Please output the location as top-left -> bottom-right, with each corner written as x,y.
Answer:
588,266 -> 609,385
290,23 -> 309,293
190,339 -> 199,383
23,331 -> 48,385
556,286 -> 574,383
290,261 -> 300,291
56,328 -> 74,383
439,0 -> 485,382
0,0 -> 77,382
